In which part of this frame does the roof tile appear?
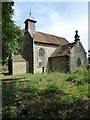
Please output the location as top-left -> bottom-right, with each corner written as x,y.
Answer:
12,55 -> 26,62
33,31 -> 69,46
50,42 -> 75,57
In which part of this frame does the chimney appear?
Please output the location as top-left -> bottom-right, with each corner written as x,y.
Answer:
24,11 -> 37,33
74,30 -> 80,42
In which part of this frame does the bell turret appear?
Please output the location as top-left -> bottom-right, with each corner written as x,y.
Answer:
24,11 -> 37,33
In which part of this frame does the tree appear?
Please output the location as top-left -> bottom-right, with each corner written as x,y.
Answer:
88,49 -> 90,64
0,1 -> 2,62
2,2 -> 24,64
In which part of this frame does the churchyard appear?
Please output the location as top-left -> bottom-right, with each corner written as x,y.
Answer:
1,66 -> 89,119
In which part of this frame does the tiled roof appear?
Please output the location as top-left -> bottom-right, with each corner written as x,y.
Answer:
33,31 -> 69,46
12,55 -> 26,62
50,42 -> 75,57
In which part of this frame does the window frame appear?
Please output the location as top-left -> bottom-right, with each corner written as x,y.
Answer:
76,58 -> 81,67
38,48 -> 45,67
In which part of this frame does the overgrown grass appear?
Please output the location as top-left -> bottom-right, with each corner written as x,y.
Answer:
2,67 -> 89,120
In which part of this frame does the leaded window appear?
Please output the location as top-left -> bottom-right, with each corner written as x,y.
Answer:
76,58 -> 81,67
39,48 -> 45,67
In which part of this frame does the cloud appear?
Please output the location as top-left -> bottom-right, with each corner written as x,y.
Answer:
12,5 -> 22,21
14,0 -> 89,2
37,7 -> 88,52
13,2 -> 88,52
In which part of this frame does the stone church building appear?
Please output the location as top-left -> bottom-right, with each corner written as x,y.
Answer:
16,12 -> 87,74
10,13 -> 87,75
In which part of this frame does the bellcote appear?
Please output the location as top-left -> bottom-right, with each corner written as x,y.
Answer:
74,30 -> 80,42
24,11 -> 37,33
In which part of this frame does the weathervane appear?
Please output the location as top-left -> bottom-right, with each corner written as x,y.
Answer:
29,9 -> 32,17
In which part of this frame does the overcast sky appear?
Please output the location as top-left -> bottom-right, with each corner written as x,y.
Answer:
13,1 -> 88,52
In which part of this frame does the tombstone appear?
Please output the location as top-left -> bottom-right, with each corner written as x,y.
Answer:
8,54 -> 12,75
12,55 -> 29,75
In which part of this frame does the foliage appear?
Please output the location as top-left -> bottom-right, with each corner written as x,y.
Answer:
2,2 -> 24,64
2,65 -> 8,71
66,67 -> 89,85
2,67 -> 89,119
88,49 -> 90,64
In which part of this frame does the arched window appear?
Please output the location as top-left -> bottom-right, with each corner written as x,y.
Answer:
39,48 -> 45,67
76,58 -> 81,67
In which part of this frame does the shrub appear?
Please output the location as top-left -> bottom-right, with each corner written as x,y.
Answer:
2,65 -> 8,72
66,67 -> 88,85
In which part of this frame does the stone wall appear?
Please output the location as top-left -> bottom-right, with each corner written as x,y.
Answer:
70,41 -> 87,72
33,42 -> 58,73
49,56 -> 68,73
21,32 -> 34,73
21,31 -> 87,74
12,61 -> 29,75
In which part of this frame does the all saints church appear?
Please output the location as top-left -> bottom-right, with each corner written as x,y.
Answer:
11,12 -> 87,74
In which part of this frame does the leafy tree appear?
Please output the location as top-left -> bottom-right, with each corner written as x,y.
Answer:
0,1 -> 2,61
2,2 -> 24,64
88,49 -> 90,64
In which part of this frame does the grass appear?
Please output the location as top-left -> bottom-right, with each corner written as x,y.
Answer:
2,67 -> 89,120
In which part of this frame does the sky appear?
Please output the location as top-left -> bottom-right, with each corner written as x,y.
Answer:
12,2 -> 88,53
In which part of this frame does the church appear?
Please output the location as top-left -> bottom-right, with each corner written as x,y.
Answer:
19,12 -> 87,74
10,12 -> 87,75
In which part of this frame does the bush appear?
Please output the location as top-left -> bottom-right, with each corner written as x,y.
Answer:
2,65 -> 8,72
66,67 -> 88,85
